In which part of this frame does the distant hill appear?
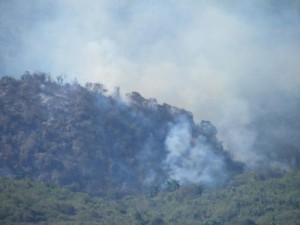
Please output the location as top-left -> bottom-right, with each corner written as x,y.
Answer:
0,73 -> 242,195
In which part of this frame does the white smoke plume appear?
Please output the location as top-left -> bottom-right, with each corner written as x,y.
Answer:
164,117 -> 227,186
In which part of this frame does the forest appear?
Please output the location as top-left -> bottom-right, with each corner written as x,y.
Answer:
0,73 -> 299,225
0,73 -> 243,194
0,172 -> 299,225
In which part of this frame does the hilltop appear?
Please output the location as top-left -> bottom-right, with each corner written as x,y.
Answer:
0,72 -> 242,195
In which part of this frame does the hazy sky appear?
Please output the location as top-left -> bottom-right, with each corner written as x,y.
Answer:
1,0 -> 300,170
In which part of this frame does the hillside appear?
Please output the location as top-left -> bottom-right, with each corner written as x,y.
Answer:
0,172 -> 299,225
0,73 -> 242,195
0,73 -> 299,225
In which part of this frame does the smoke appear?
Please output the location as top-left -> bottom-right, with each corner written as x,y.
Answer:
164,117 -> 227,186
1,0 -> 300,173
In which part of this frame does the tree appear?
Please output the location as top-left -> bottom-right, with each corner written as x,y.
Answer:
148,184 -> 159,197
165,179 -> 180,192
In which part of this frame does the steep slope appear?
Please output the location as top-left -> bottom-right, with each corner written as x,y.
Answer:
0,73 -> 242,194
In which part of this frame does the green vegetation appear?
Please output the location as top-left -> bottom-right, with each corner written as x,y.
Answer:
0,172 -> 299,225
0,177 -> 131,225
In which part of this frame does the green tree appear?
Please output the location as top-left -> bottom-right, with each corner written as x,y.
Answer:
165,179 -> 180,192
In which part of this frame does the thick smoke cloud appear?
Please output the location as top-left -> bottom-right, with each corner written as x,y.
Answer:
164,117 -> 227,186
1,0 -> 300,172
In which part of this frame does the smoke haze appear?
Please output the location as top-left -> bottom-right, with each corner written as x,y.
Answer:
1,0 -> 300,172
164,117 -> 228,186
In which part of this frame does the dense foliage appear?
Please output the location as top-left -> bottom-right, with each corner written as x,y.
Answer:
0,172 -> 299,225
0,73 -> 242,195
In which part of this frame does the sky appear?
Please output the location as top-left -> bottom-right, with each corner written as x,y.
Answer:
1,0 -> 300,171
